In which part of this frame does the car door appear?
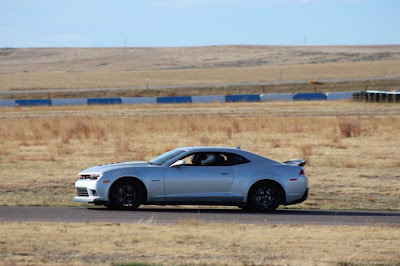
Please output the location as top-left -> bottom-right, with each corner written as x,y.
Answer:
164,164 -> 234,202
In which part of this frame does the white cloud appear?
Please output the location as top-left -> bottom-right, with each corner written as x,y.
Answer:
154,0 -> 375,8
1,33 -> 95,48
154,0 -> 240,8
49,34 -> 95,47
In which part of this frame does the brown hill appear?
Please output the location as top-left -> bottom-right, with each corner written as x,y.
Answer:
1,45 -> 400,74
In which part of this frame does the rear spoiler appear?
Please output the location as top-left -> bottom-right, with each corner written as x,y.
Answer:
283,159 -> 307,167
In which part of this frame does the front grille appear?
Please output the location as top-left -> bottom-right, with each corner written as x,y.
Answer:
77,188 -> 89,197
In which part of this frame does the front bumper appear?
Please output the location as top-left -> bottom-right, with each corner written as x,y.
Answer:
73,195 -> 99,203
73,196 -> 109,207
73,182 -> 106,204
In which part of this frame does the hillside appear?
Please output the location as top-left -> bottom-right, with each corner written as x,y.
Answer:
0,45 -> 399,92
1,45 -> 400,74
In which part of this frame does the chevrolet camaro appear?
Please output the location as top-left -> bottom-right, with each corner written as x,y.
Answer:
73,146 -> 308,211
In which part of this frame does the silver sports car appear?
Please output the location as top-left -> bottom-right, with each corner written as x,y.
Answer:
73,146 -> 308,211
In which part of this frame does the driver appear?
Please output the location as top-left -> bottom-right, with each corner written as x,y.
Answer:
191,153 -> 216,166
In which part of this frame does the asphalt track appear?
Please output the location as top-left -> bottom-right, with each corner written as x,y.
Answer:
1,76 -> 399,95
1,206 -> 399,226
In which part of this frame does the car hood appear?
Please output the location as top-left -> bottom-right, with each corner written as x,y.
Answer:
79,161 -> 149,174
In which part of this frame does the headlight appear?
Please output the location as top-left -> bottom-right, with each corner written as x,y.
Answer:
79,174 -> 102,180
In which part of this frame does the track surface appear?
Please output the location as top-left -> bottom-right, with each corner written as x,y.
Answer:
1,206 -> 399,226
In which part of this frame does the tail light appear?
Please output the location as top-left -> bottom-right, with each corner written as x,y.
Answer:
299,169 -> 306,176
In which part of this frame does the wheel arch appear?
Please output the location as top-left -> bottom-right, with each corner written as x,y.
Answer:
108,176 -> 148,204
246,179 -> 286,204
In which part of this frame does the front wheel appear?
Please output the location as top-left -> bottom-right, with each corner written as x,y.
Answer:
247,182 -> 283,212
109,180 -> 143,210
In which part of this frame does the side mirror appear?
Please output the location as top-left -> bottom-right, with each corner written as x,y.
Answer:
170,160 -> 185,167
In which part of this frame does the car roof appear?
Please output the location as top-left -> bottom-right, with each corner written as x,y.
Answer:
176,146 -> 277,164
179,146 -> 242,152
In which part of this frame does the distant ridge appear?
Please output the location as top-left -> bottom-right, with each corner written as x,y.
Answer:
1,45 -> 400,74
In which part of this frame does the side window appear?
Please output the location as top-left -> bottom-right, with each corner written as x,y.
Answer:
178,153 -> 208,166
177,152 -> 250,166
178,152 -> 228,166
180,154 -> 196,165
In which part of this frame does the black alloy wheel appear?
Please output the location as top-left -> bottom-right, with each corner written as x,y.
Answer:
248,182 -> 282,211
109,180 -> 142,210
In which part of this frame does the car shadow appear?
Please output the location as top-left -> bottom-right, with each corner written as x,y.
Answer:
86,207 -> 400,217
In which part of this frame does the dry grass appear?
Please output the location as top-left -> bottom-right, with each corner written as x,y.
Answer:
1,46 -> 399,100
3,45 -> 400,73
1,60 -> 399,92
1,45 -> 400,91
0,221 -> 399,265
0,101 -> 399,210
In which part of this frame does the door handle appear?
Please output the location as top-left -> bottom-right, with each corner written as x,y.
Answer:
219,172 -> 230,175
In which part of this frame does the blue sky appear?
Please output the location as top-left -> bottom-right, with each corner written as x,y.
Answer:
1,0 -> 399,47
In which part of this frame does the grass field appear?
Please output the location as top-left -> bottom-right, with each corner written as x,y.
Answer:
1,60 -> 400,93
3,45 -> 400,73
1,45 -> 400,266
1,221 -> 399,265
1,101 -> 399,266
0,101 -> 399,210
1,46 -> 400,92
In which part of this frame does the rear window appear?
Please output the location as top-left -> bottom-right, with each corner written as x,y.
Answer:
223,152 -> 250,166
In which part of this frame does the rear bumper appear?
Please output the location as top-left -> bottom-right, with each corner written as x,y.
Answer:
285,188 -> 308,205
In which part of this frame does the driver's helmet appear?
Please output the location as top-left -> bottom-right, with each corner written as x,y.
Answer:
191,153 -> 206,166
191,153 -> 216,166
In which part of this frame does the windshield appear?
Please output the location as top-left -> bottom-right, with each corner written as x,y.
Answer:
149,149 -> 186,166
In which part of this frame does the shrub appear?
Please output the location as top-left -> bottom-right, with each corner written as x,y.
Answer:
298,144 -> 312,164
338,121 -> 361,138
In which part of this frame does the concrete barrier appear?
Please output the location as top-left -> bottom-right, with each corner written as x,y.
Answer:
9,90 -> 394,108
326,91 -> 356,101
15,99 -> 52,106
122,97 -> 157,104
260,93 -> 293,101
225,94 -> 261,102
87,98 -> 122,105
52,98 -> 88,106
157,96 -> 192,104
293,93 -> 327,101
191,95 -> 226,103
0,99 -> 16,107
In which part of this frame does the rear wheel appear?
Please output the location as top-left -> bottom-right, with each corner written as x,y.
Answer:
109,179 -> 143,210
247,181 -> 282,212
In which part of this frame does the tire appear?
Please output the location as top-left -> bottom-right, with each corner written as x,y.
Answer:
247,181 -> 282,212
109,179 -> 143,210
239,205 -> 252,212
